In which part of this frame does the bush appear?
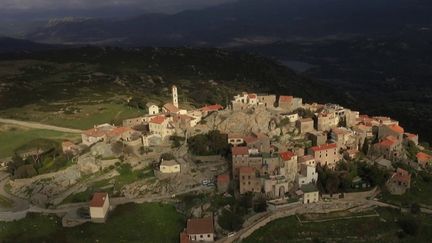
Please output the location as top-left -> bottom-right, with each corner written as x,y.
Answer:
398,216 -> 420,236
218,209 -> 244,231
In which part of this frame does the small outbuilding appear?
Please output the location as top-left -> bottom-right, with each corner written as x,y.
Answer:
160,159 -> 181,174
89,192 -> 110,222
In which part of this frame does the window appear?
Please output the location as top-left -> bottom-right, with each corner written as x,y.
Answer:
200,235 -> 203,238
208,234 -> 211,237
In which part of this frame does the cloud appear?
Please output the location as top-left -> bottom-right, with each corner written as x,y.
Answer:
0,0 -> 234,11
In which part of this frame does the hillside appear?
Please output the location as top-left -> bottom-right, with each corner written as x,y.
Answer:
0,46 -> 336,117
25,0 -> 432,46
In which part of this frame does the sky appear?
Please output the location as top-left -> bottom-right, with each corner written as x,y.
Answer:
0,0 -> 234,11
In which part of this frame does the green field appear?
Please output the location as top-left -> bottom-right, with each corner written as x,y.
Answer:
243,207 -> 432,242
0,103 -> 145,130
0,203 -> 185,243
0,123 -> 80,158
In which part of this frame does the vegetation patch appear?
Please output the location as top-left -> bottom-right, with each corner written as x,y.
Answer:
0,203 -> 185,243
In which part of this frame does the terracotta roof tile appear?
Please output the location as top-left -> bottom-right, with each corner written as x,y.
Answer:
150,116 -> 166,125
232,146 -> 249,156
279,95 -> 293,103
186,217 -> 214,235
280,151 -> 295,160
90,192 -> 108,207
310,143 -> 337,152
388,124 -> 404,134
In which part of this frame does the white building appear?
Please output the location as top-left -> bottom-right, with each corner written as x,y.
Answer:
146,103 -> 159,115
90,192 -> 110,222
300,184 -> 319,204
186,217 -> 215,242
297,164 -> 318,187
160,159 -> 180,174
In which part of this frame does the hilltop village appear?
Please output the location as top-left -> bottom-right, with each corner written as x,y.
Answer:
1,85 -> 432,242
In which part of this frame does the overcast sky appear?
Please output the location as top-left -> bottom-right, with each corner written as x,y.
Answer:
1,0 -> 234,11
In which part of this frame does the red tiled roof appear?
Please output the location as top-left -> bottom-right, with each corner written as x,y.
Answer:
200,104 -> 224,112
417,152 -> 432,162
186,217 -> 214,235
243,135 -> 259,144
279,95 -> 293,103
239,166 -> 255,174
163,103 -> 180,113
150,116 -> 166,125
388,124 -> 404,134
379,139 -> 395,147
83,128 -> 108,137
393,168 -> 411,184
217,174 -> 230,183
310,143 -> 337,152
280,151 -> 295,161
90,192 -> 108,207
405,133 -> 418,139
248,93 -> 257,99
107,127 -> 132,137
232,146 -> 249,156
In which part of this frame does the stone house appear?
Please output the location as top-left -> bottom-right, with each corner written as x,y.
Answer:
122,116 -> 147,127
90,192 -> 110,222
416,152 -> 432,168
308,143 -> 340,169
278,96 -> 303,111
281,113 -> 299,123
378,124 -> 404,141
81,124 -> 115,146
257,94 -> 276,108
371,135 -> 402,160
298,155 -> 316,170
307,131 -> 327,146
217,174 -> 230,193
330,127 -> 356,150
231,92 -> 259,111
316,112 -> 339,131
239,166 -> 262,194
62,141 -> 80,155
296,118 -> 314,134
184,217 -> 215,242
243,132 -> 271,153
231,146 -> 250,178
300,184 -> 319,204
279,151 -> 297,188
264,174 -> 289,198
160,159 -> 180,174
148,116 -> 175,139
404,133 -> 419,146
353,124 -> 373,147
387,168 -> 411,195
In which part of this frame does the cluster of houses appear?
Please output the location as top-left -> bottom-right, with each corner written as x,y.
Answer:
79,85 -> 223,150
72,87 -> 432,242
224,91 -> 430,207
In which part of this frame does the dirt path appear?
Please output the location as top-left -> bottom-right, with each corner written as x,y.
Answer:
0,118 -> 83,133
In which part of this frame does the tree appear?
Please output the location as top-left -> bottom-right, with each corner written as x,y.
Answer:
326,174 -> 340,195
410,203 -> 421,214
398,216 -> 420,236
218,209 -> 244,231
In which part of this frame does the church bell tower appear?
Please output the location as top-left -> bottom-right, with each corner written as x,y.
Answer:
172,85 -> 178,108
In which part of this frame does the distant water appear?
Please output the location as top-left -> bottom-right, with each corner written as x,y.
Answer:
280,60 -> 315,73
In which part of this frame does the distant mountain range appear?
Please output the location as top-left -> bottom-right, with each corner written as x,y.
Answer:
21,0 -> 432,46
0,37 -> 65,53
